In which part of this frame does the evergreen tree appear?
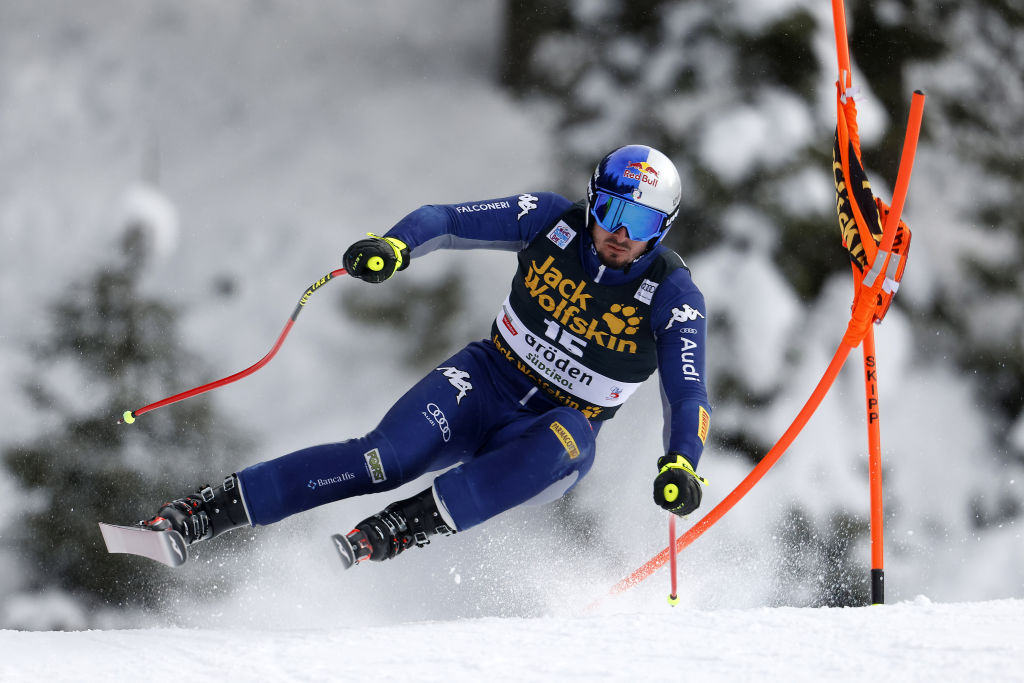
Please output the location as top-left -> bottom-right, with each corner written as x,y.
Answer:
3,213 -> 248,614
859,2 -> 1024,450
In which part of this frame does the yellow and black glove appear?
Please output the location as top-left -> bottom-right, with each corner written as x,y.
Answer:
653,453 -> 707,517
343,233 -> 410,283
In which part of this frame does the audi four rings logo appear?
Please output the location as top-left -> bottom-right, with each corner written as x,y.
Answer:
426,403 -> 451,442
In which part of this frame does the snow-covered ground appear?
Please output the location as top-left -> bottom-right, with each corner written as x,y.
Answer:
2,597 -> 1021,681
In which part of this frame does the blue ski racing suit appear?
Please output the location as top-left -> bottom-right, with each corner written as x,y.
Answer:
237,191 -> 711,536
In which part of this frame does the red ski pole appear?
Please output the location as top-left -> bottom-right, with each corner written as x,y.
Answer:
118,268 -> 347,424
667,514 -> 680,606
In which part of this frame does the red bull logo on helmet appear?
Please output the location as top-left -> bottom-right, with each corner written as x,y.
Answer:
624,161 -> 660,187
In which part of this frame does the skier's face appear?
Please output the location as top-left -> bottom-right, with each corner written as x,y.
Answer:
591,224 -> 649,269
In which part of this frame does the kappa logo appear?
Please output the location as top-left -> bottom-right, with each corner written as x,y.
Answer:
665,304 -> 705,329
517,193 -> 539,220
436,366 -> 473,404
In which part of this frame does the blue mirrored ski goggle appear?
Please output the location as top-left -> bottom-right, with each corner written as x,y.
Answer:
590,190 -> 668,241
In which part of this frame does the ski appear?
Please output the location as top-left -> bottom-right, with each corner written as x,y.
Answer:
331,532 -> 358,570
99,522 -> 188,568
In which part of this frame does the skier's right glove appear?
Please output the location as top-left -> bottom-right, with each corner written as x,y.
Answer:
653,453 -> 708,517
343,233 -> 410,283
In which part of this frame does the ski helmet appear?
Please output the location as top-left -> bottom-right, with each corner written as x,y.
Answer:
587,145 -> 682,245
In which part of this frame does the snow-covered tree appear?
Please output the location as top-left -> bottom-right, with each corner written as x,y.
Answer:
3,197 -> 249,617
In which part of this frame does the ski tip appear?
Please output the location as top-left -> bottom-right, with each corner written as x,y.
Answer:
99,522 -> 188,568
331,533 -> 357,570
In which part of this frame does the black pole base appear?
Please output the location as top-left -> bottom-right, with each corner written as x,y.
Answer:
871,568 -> 885,605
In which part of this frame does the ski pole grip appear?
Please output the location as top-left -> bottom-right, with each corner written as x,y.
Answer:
664,483 -> 679,503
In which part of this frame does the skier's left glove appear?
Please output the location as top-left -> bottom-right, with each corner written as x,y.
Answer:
653,453 -> 708,517
343,233 -> 410,283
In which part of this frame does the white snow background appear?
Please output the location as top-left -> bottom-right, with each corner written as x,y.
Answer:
1,1 -> 1022,680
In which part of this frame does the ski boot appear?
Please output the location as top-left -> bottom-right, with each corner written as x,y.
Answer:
333,487 -> 455,569
141,474 -> 250,545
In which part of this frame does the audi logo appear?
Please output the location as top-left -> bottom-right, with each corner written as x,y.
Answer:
426,403 -> 451,442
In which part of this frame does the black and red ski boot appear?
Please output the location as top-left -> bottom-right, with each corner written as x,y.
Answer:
141,474 -> 250,546
333,487 -> 454,569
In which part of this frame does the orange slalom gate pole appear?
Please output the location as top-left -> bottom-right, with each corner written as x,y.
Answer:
833,0 -> 923,606
858,91 -> 924,605
876,91 -> 925,257
832,0 -> 852,85
834,0 -> 885,603
862,327 -> 885,604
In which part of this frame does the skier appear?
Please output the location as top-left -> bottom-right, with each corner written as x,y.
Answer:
134,144 -> 712,568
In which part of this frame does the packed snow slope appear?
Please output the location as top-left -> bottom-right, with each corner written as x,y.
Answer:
1,598 -> 1022,682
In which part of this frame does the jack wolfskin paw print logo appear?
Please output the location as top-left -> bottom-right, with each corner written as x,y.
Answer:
603,304 -> 642,335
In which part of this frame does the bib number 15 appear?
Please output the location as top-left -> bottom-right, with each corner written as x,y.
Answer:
542,319 -> 587,358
